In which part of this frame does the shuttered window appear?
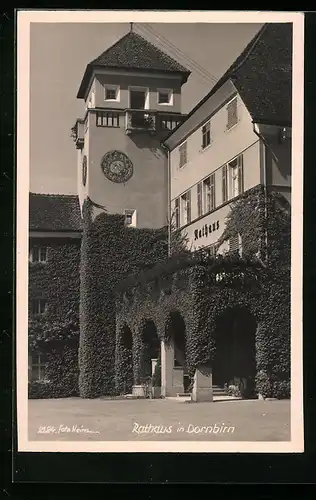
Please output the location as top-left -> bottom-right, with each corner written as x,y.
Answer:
179,142 -> 187,168
227,97 -> 238,130
229,234 -> 240,254
197,182 -> 202,217
222,165 -> 228,203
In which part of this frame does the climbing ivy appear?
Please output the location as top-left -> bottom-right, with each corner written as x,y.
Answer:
28,241 -> 80,398
115,187 -> 291,399
78,199 -> 170,398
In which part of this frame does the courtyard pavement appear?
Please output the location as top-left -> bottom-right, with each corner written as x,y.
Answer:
28,397 -> 290,441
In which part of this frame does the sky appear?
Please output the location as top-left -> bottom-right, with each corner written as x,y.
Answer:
29,22 -> 263,194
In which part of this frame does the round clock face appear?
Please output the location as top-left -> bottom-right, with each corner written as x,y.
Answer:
101,150 -> 133,183
82,155 -> 87,186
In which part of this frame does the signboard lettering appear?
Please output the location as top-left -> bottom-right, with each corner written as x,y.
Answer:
194,220 -> 220,241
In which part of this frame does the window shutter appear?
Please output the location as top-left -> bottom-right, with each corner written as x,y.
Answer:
238,155 -> 244,194
174,198 -> 180,228
229,234 -> 240,253
187,190 -> 191,223
210,173 -> 215,210
197,183 -> 202,217
222,165 -> 228,202
227,97 -> 238,129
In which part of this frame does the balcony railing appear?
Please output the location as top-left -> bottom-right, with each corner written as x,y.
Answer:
71,119 -> 85,149
125,109 -> 186,135
125,109 -> 156,134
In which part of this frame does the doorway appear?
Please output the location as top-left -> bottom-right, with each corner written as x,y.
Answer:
130,89 -> 147,109
129,88 -> 149,128
213,307 -> 257,398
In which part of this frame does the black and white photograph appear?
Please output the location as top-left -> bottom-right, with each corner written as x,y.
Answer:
16,10 -> 304,453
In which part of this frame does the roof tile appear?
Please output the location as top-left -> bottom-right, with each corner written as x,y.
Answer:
77,31 -> 190,98
29,193 -> 82,232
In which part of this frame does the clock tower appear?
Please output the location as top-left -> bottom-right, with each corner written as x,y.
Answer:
72,28 -> 190,229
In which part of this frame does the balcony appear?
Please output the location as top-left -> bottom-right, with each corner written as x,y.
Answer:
71,119 -> 85,149
125,109 -> 186,135
125,109 -> 156,135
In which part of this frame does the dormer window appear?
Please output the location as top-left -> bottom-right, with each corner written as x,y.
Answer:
104,85 -> 120,102
158,88 -> 173,106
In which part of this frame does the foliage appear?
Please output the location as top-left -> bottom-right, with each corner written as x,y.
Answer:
224,383 -> 242,398
28,311 -> 80,398
28,380 -> 53,399
79,200 -> 170,398
28,241 -> 80,398
115,187 -> 291,399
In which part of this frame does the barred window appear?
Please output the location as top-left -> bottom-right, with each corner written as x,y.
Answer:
96,111 -> 120,127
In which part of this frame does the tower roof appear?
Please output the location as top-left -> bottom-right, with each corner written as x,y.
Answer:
77,31 -> 191,99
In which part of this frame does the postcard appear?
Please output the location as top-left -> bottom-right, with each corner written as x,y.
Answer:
16,9 -> 304,453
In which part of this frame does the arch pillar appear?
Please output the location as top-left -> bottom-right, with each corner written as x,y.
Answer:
191,364 -> 213,402
161,339 -> 184,397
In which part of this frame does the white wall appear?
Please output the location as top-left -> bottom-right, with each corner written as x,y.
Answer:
170,93 -> 260,202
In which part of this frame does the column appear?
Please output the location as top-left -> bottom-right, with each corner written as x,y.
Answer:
191,364 -> 213,402
161,340 -> 175,397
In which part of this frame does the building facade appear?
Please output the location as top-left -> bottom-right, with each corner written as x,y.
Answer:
164,22 -> 292,256
29,23 -> 292,401
72,30 -> 190,228
28,193 -> 81,382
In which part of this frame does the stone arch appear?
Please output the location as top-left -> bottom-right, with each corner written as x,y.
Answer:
164,310 -> 190,393
137,318 -> 160,383
212,305 -> 257,398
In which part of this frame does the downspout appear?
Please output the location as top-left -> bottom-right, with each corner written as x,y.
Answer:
161,141 -> 171,257
253,123 -> 268,263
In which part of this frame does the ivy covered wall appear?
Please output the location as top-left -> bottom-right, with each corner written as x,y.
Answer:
78,200 -> 170,398
114,187 -> 291,399
28,238 -> 81,398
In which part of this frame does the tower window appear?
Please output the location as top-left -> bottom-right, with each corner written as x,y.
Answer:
104,85 -> 120,102
124,209 -> 136,227
157,88 -> 173,105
